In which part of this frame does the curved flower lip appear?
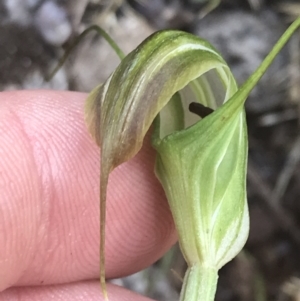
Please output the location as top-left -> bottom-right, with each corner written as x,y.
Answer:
85,30 -> 237,172
189,102 -> 215,118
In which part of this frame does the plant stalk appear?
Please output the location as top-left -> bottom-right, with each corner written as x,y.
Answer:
180,265 -> 218,301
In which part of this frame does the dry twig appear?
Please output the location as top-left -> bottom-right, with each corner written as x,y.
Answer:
248,161 -> 300,247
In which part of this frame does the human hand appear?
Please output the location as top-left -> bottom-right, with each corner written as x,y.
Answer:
0,90 -> 177,301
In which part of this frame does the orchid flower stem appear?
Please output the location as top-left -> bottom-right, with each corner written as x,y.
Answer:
180,265 -> 218,301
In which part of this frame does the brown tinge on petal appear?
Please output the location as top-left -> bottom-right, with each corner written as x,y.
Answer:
85,84 -> 102,147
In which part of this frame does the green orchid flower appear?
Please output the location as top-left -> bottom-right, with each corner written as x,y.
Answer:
84,18 -> 300,301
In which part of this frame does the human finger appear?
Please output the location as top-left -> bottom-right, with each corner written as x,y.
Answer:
0,280 -> 153,301
0,90 -> 176,291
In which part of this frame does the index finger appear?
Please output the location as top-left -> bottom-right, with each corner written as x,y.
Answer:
0,90 -> 176,291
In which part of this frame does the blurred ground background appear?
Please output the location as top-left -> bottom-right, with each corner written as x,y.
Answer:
1,0 -> 300,300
